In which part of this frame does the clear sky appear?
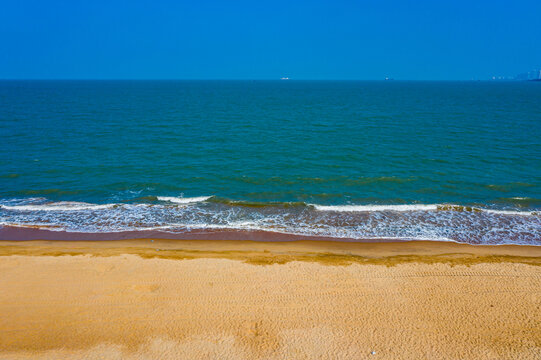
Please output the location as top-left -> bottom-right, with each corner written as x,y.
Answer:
1,0 -> 540,80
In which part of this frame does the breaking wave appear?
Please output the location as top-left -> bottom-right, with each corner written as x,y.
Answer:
0,201 -> 117,211
157,196 -> 213,204
0,197 -> 540,245
311,203 -> 537,216
311,204 -> 440,212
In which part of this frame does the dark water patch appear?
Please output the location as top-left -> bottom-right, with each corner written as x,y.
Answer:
19,189 -> 83,196
494,197 -> 541,208
0,174 -> 20,179
485,183 -> 537,193
344,176 -> 418,185
130,196 -> 161,203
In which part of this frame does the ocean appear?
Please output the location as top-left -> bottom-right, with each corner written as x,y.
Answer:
1,80 -> 540,244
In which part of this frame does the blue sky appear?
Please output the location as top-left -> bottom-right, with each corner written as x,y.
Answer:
1,0 -> 540,80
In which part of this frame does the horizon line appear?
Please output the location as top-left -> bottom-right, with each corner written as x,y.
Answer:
0,78 -> 525,82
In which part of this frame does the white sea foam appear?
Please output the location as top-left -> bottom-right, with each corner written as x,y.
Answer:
0,202 -> 117,211
1,197 -> 540,245
0,221 -> 492,244
148,221 -> 270,232
484,209 -> 537,216
311,204 -> 440,212
157,196 -> 212,204
310,203 -> 537,216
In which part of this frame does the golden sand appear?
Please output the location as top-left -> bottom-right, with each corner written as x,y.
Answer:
0,240 -> 540,359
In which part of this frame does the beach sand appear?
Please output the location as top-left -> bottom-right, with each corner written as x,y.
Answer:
0,239 -> 540,359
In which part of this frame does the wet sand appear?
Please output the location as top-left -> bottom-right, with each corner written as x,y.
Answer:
0,239 -> 540,359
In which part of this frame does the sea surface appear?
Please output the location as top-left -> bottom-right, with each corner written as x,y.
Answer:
1,80 -> 540,244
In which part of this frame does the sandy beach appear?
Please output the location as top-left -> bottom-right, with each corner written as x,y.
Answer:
0,239 -> 540,359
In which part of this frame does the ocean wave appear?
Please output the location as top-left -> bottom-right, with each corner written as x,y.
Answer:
436,205 -> 537,216
311,203 -> 538,216
0,201 -> 117,211
1,197 -> 540,245
0,198 -> 537,217
310,204 -> 440,212
210,198 -> 307,208
157,196 -> 212,204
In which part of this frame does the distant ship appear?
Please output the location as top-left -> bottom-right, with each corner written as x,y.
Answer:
280,77 -> 290,80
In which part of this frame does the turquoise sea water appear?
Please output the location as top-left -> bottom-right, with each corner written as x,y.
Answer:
1,80 -> 540,244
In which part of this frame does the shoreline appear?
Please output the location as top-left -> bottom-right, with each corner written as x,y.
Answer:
2,238 -> 541,264
1,225 -> 540,246
0,225 -> 405,242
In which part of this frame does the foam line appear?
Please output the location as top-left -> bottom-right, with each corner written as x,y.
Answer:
157,196 -> 212,204
0,202 -> 116,211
